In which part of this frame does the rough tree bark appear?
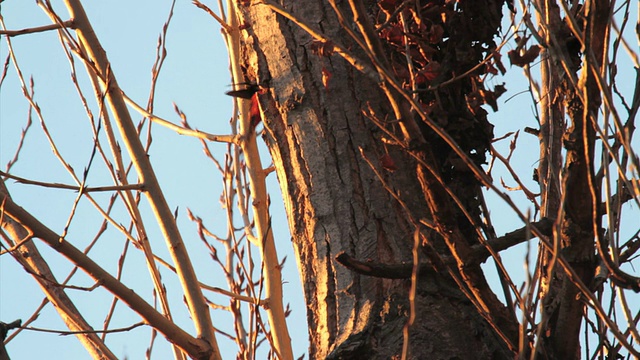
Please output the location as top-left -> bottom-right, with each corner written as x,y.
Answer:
235,1 -> 516,359
538,1 -> 610,359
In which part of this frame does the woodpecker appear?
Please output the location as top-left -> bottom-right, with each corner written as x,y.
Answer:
225,83 -> 263,133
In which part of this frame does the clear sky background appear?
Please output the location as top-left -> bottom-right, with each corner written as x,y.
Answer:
1,1 -> 638,359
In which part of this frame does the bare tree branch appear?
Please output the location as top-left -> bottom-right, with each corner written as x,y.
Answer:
336,218 -> 554,279
0,192 -> 210,359
0,20 -> 75,37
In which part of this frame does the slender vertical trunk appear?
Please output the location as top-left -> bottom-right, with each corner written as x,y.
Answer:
538,1 -> 610,358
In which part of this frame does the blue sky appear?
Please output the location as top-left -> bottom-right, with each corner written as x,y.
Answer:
0,1 -> 309,358
1,1 -> 638,359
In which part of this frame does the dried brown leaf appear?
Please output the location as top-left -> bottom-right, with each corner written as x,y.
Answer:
380,154 -> 398,172
508,45 -> 541,67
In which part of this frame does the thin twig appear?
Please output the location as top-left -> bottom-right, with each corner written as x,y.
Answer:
0,171 -> 144,192
0,19 -> 75,36
122,92 -> 239,143
193,0 -> 231,32
24,322 -> 145,335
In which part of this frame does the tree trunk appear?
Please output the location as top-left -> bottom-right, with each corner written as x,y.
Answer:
538,2 -> 610,358
236,1 -> 514,358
